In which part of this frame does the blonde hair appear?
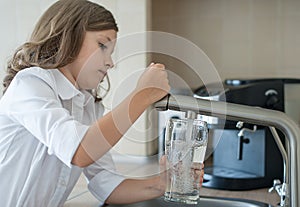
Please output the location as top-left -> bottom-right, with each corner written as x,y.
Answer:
3,0 -> 118,99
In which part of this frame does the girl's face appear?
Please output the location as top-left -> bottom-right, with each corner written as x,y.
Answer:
62,29 -> 117,90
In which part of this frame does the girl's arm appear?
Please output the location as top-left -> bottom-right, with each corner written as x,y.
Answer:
105,162 -> 204,204
105,176 -> 165,204
72,63 -> 170,167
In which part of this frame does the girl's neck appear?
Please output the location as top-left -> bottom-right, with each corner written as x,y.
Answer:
58,67 -> 79,89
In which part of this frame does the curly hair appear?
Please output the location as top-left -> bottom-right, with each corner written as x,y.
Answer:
3,0 -> 118,101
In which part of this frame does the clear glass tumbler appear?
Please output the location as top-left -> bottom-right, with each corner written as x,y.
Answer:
164,118 -> 208,204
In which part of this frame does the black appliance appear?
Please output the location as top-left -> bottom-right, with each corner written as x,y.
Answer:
194,78 -> 300,190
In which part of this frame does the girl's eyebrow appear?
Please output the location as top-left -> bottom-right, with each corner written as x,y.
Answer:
98,34 -> 112,42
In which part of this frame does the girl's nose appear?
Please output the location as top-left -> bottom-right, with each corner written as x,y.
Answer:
105,56 -> 114,69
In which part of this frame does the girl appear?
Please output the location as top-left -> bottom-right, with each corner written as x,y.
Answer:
0,0 -> 203,206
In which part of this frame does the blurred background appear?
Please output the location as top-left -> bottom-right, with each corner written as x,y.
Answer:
0,0 -> 300,156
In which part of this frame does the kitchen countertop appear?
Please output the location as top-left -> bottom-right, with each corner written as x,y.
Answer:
201,187 -> 280,206
64,186 -> 280,207
110,153 -> 280,206
64,153 -> 281,207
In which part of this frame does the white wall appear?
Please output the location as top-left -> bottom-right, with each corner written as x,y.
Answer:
0,0 -> 57,92
95,0 -> 157,156
0,0 -> 154,156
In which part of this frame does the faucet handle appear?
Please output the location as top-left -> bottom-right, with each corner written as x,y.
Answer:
236,121 -> 244,129
268,179 -> 289,207
268,179 -> 282,193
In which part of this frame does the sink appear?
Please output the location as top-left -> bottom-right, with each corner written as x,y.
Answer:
106,196 -> 273,207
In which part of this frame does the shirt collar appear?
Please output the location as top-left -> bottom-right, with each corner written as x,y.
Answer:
50,69 -> 95,106
50,69 -> 82,100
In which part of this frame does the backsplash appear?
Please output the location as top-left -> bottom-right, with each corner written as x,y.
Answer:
151,0 -> 300,89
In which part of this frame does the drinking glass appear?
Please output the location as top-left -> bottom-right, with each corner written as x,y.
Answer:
164,118 -> 208,204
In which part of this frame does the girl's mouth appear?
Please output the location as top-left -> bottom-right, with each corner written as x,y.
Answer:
98,70 -> 107,76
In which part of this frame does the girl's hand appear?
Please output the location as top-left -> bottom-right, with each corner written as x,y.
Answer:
135,63 -> 170,106
159,155 -> 205,194
157,155 -> 168,195
196,163 -> 205,187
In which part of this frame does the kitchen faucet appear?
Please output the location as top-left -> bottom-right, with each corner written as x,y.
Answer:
268,126 -> 289,207
154,94 -> 300,207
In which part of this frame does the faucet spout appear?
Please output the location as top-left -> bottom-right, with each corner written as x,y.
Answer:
154,94 -> 300,207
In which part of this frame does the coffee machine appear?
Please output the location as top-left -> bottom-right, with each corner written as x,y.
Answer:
194,78 -> 300,190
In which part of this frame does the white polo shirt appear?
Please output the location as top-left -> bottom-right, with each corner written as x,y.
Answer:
0,67 -> 125,207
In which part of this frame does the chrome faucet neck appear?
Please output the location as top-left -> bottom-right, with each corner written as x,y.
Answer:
154,94 -> 300,207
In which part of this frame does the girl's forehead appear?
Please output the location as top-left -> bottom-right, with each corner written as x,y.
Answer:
94,29 -> 117,41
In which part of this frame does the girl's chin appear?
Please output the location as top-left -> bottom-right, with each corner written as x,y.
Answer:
78,83 -> 99,90
78,75 -> 103,89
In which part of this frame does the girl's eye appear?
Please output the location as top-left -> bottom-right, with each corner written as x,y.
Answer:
98,43 -> 107,50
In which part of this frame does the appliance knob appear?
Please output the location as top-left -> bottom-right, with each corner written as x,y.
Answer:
266,95 -> 279,108
265,89 -> 279,109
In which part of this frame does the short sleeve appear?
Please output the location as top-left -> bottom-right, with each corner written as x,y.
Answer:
6,71 -> 89,167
